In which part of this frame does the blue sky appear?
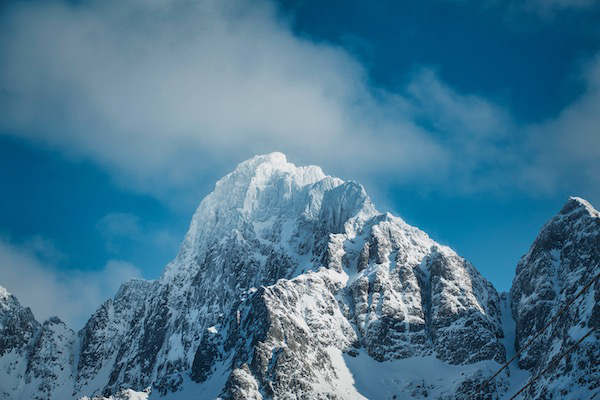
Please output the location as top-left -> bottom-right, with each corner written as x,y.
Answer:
1,0 -> 599,327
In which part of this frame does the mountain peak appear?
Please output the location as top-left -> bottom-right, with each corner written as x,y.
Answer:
164,153 -> 341,280
236,152 -> 289,170
559,196 -> 599,218
199,152 -> 335,221
223,152 -> 327,192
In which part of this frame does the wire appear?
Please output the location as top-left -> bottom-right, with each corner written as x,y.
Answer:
507,328 -> 596,400
484,270 -> 600,387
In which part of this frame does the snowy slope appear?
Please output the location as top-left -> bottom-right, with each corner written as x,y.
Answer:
498,293 -> 531,399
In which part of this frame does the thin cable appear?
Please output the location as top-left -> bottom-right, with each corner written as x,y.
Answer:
508,328 -> 596,400
485,270 -> 600,387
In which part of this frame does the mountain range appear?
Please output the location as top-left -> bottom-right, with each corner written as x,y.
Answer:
1,153 -> 598,399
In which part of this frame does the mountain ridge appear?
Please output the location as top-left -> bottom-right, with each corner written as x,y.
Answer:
1,153 -> 598,399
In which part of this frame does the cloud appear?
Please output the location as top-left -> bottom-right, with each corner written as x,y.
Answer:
523,55 -> 600,198
0,0 -> 597,206
0,0 -> 449,204
0,238 -> 143,328
407,69 -> 512,140
97,212 -> 179,254
404,69 -> 520,192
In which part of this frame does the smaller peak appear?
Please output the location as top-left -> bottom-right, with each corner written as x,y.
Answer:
559,196 -> 599,218
0,285 -> 11,301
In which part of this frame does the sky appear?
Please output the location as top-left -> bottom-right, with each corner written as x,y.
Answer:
0,0 -> 599,328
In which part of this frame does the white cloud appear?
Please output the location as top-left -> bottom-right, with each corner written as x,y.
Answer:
407,69 -> 512,140
404,69 -> 520,192
0,0 -> 597,205
0,238 -> 143,328
0,0 -> 448,204
523,55 -> 600,198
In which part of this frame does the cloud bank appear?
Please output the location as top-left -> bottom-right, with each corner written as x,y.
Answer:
0,0 -> 442,199
0,0 -> 598,203
0,238 -> 142,328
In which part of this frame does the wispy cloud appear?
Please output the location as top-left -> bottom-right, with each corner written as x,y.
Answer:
0,238 -> 142,328
523,55 -> 600,197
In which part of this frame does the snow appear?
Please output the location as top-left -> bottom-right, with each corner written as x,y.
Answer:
162,152 -> 333,282
499,293 -> 530,400
343,349 -> 500,399
167,333 -> 184,362
150,358 -> 231,400
77,353 -> 120,398
566,196 -> 600,218
0,349 -> 28,398
80,387 -> 151,400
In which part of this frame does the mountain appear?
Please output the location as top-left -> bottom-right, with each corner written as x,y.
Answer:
510,197 -> 599,399
0,153 -> 598,399
0,287 -> 76,400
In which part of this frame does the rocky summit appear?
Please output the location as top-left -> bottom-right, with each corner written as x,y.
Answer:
0,153 -> 598,399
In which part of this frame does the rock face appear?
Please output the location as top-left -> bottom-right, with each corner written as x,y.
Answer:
0,153 -> 597,399
510,197 -> 600,399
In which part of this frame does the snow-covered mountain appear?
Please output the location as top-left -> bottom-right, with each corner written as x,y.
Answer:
510,197 -> 599,399
0,287 -> 76,399
0,153 -> 598,399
